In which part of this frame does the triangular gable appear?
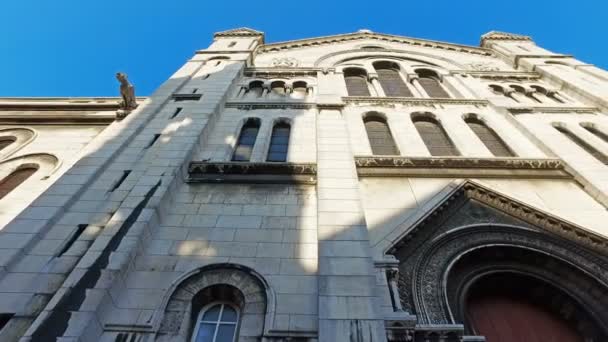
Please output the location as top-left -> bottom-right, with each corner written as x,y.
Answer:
256,30 -> 493,57
388,180 -> 607,256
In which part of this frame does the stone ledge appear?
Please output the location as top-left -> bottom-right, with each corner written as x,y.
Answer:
343,97 -> 489,107
172,93 -> 202,101
188,162 -> 317,184
507,106 -> 599,114
354,156 -> 570,179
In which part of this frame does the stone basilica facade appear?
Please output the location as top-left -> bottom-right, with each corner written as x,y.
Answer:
0,28 -> 607,342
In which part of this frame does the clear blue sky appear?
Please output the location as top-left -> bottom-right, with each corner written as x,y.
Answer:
1,0 -> 605,97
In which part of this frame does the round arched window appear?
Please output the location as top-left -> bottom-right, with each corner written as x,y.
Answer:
192,302 -> 239,342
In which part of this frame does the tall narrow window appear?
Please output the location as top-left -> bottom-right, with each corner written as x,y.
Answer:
555,125 -> 608,165
232,119 -> 260,161
374,61 -> 413,97
344,68 -> 371,96
465,117 -> 515,157
0,137 -> 16,151
0,165 -> 38,200
267,122 -> 291,162
192,303 -> 239,342
413,115 -> 459,156
581,124 -> 608,144
416,69 -> 451,98
248,81 -> 264,98
228,41 -> 236,48
364,116 -> 399,155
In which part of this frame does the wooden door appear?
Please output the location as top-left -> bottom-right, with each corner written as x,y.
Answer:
468,295 -> 583,342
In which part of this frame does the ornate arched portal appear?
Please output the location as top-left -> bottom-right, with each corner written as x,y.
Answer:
388,181 -> 608,342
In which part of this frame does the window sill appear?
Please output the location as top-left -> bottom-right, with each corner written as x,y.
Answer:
187,161 -> 317,184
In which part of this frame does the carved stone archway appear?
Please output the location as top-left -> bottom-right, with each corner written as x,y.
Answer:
156,263 -> 273,342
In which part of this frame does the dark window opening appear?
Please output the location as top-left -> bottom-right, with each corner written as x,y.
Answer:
0,166 -> 38,200
416,69 -> 450,98
413,116 -> 459,156
0,313 -> 14,332
0,137 -> 16,152
555,126 -> 608,165
57,224 -> 88,257
582,124 -> 608,144
146,134 -> 161,149
465,117 -> 515,157
344,68 -> 371,96
364,116 -> 399,155
232,119 -> 260,161
170,107 -> 183,119
374,61 -> 413,97
110,170 -> 131,192
267,122 -> 291,162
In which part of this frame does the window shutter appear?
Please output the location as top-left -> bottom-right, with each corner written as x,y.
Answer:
466,118 -> 514,157
232,120 -> 260,161
377,69 -> 413,97
364,118 -> 399,155
419,77 -> 450,98
556,126 -> 608,165
0,166 -> 38,200
267,123 -> 291,162
413,117 -> 459,156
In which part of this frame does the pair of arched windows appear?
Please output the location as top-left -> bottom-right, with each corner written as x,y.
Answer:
232,119 -> 291,162
344,66 -> 450,98
244,81 -> 310,98
364,114 -> 514,157
554,123 -> 608,165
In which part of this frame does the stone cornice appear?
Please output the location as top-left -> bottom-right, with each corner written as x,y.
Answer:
188,161 -> 317,184
243,68 -> 321,78
0,97 -> 146,111
456,71 -> 541,81
481,31 -> 532,45
225,101 -> 317,110
507,106 -> 599,114
514,54 -> 573,68
256,31 -> 493,57
343,96 -> 489,108
354,156 -> 570,179
214,27 -> 264,38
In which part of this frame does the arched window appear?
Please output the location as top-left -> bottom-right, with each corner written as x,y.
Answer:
364,115 -> 399,155
270,81 -> 286,95
267,122 -> 290,162
232,119 -> 260,161
412,115 -> 459,156
415,69 -> 450,98
0,136 -> 16,151
344,68 -> 371,96
292,81 -> 308,98
555,125 -> 608,165
247,81 -> 264,98
464,117 -> 515,157
0,165 -> 38,200
581,123 -> 608,144
191,302 -> 239,342
373,61 -> 413,97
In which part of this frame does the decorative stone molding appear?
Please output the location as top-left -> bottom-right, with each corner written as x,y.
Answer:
188,161 -> 317,184
354,156 -> 569,179
386,180 -> 608,340
270,57 -> 300,68
464,62 -> 500,72
225,102 -> 316,110
171,93 -> 202,102
214,27 -> 264,38
480,31 -> 532,45
244,68 -> 321,78
464,71 -> 541,81
342,97 -> 489,108
257,31 -> 493,57
507,106 -> 599,114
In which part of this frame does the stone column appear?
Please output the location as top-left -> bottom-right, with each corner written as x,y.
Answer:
386,269 -> 403,312
369,74 -> 386,97
409,75 -> 429,98
316,107 -> 387,342
443,74 -> 475,98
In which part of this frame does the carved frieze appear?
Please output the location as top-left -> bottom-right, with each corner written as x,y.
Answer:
270,57 -> 300,68
188,161 -> 317,184
343,97 -> 489,108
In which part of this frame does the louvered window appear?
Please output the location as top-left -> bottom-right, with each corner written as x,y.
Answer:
232,119 -> 260,161
375,62 -> 413,97
556,126 -> 608,165
413,116 -> 459,156
0,166 -> 38,200
582,124 -> 608,144
344,68 -> 371,96
416,70 -> 450,98
267,122 -> 290,162
0,137 -> 16,151
364,117 -> 399,155
465,118 -> 515,157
